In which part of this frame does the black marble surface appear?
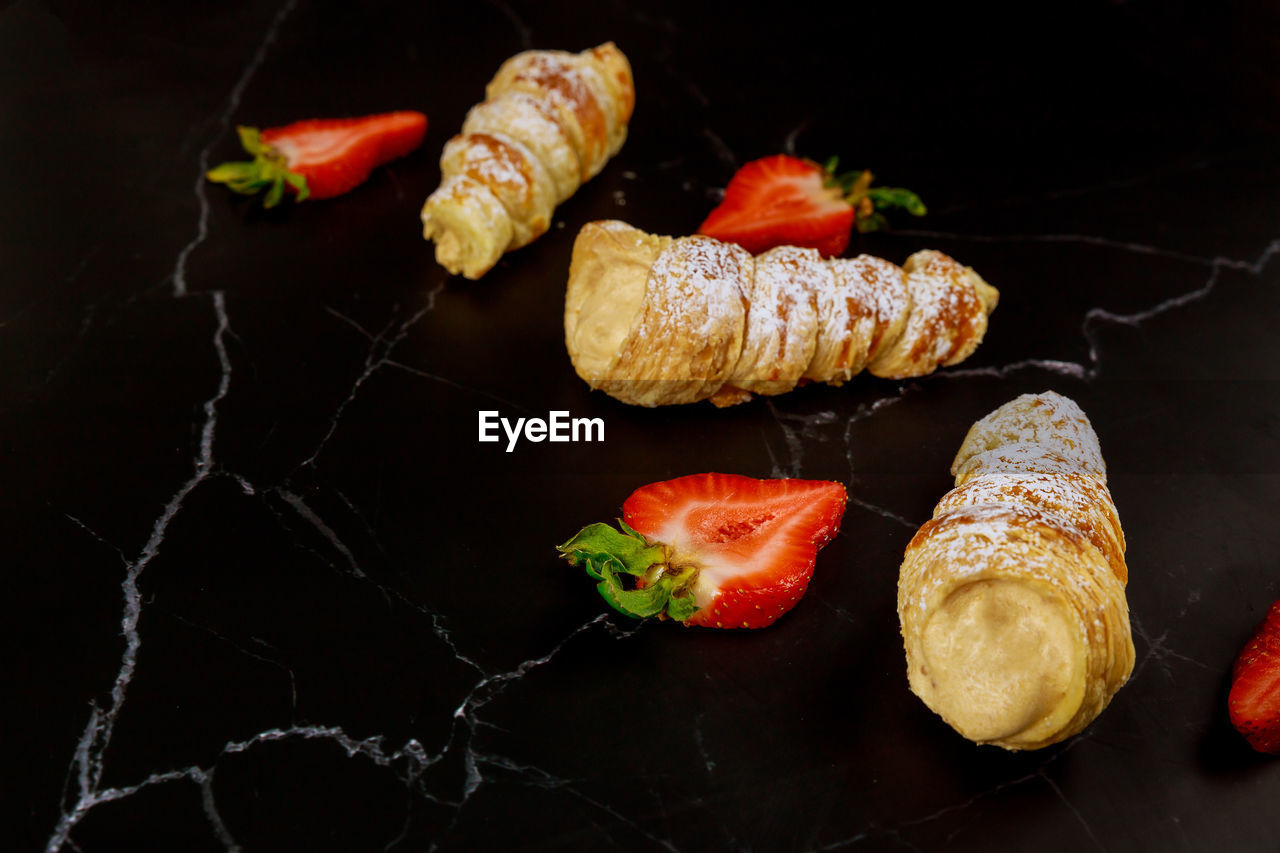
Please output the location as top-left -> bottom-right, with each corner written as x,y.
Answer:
5,0 -> 1280,850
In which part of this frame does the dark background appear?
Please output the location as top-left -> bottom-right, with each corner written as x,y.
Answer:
3,0 -> 1279,849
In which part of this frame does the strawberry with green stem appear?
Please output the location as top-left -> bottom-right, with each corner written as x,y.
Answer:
697,153 -> 926,256
206,110 -> 428,208
558,473 -> 847,629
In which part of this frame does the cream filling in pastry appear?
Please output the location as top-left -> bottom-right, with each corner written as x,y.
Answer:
563,223 -> 667,379
912,579 -> 1082,744
563,220 -> 997,408
897,392 -> 1132,751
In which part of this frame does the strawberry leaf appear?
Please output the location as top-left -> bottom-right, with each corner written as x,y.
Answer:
617,518 -> 645,539
601,574 -> 673,618
205,162 -> 260,184
263,176 -> 286,209
558,522 -> 665,575
827,164 -> 874,198
206,125 -> 308,208
558,522 -> 703,621
855,211 -> 887,234
574,551 -> 618,583
284,171 -> 310,203
867,186 -> 927,217
666,589 -> 700,622
822,159 -> 927,233
236,125 -> 266,156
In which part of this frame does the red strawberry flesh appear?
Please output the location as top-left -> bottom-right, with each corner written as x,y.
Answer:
622,473 -> 846,628
1229,599 -> 1280,754
697,155 -> 853,256
262,110 -> 427,199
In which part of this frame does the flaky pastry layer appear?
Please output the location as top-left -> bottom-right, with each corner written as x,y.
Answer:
563,220 -> 998,407
898,392 -> 1134,750
422,43 -> 634,279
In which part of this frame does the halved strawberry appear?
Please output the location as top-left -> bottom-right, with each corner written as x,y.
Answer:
696,154 -> 926,256
206,110 -> 428,208
1229,598 -> 1280,754
557,473 -> 847,629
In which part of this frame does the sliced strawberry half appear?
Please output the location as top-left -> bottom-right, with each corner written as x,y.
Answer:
557,473 -> 847,629
696,154 -> 926,256
207,110 -> 427,208
1229,598 -> 1280,754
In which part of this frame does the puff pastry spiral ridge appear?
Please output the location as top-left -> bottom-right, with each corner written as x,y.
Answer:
897,391 -> 1134,750
420,43 -> 634,279
564,220 -> 998,407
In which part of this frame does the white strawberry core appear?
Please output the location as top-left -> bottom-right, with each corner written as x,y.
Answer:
652,503 -> 810,608
271,129 -> 362,163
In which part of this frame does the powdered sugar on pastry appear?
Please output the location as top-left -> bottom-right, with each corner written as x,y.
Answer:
585,233 -> 749,407
422,43 -> 635,279
868,250 -> 998,379
563,220 -> 998,407
897,391 -> 1134,751
462,92 -> 581,202
727,245 -> 822,396
952,391 -> 1105,479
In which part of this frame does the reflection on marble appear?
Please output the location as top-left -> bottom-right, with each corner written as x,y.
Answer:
3,0 -> 1279,849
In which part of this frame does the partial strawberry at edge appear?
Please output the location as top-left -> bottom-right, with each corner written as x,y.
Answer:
557,473 -> 847,629
696,154 -> 926,257
1228,598 -> 1280,754
206,110 -> 428,208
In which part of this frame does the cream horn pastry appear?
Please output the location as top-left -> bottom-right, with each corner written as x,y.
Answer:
421,43 -> 635,279
563,220 -> 998,407
897,391 -> 1134,750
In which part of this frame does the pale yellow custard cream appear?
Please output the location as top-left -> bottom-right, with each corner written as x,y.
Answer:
564,220 -> 669,380
912,578 -> 1083,747
562,220 -> 997,408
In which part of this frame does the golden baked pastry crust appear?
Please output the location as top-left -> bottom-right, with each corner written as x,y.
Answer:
421,43 -> 635,280
563,220 -> 998,407
438,132 -> 555,250
729,245 -> 822,397
567,228 -> 749,407
867,250 -> 999,379
897,391 -> 1134,750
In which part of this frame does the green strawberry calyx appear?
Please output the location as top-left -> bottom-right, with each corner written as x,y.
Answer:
205,126 -> 310,208
821,156 -> 927,233
557,521 -> 700,621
